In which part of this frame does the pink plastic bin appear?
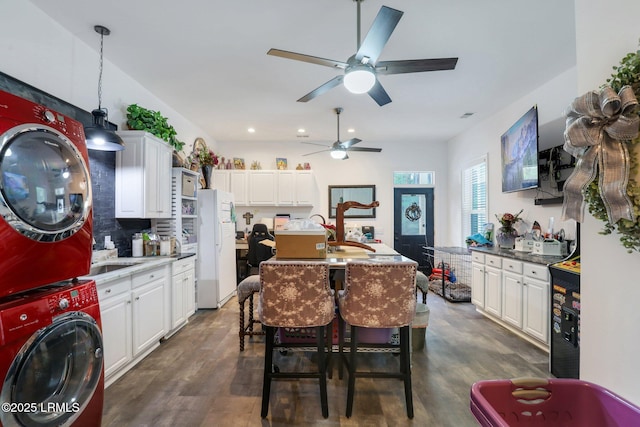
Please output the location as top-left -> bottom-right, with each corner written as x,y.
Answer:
470,378 -> 640,427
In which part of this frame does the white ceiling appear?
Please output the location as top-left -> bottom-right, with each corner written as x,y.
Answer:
29,0 -> 576,150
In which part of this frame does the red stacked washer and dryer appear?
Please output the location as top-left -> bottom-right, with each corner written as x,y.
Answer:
0,89 -> 103,426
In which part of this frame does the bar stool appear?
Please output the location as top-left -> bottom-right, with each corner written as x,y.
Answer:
338,260 -> 417,418
259,260 -> 335,419
238,223 -> 274,351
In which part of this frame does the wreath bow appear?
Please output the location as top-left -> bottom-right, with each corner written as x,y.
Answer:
562,85 -> 640,223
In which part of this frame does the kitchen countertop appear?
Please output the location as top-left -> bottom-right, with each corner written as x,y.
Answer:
468,246 -> 567,266
81,253 -> 196,284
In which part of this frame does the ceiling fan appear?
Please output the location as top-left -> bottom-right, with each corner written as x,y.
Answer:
302,108 -> 381,160
267,0 -> 458,106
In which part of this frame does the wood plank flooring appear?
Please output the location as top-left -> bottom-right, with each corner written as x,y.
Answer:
102,293 -> 550,426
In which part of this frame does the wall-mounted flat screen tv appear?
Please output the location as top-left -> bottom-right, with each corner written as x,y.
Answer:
500,105 -> 539,193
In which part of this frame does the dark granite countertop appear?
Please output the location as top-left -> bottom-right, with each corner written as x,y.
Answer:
468,246 -> 566,266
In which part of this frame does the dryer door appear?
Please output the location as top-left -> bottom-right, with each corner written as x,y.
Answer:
0,124 -> 91,241
0,312 -> 103,427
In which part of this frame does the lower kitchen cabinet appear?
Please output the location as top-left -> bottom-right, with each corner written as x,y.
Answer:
97,263 -> 169,387
166,256 -> 196,336
470,250 -> 551,350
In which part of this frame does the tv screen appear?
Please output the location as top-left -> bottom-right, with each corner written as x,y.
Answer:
500,105 -> 539,193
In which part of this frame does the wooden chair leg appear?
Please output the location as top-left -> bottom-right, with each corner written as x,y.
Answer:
338,316 -> 345,379
316,326 -> 329,418
261,326 -> 275,418
346,325 -> 357,418
400,325 -> 414,419
248,294 -> 255,332
239,299 -> 246,351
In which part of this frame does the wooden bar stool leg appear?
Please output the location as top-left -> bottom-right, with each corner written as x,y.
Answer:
346,325 -> 357,418
261,326 -> 275,418
316,326 -> 329,418
400,325 -> 414,419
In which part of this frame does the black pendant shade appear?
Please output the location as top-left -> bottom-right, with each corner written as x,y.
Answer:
85,108 -> 124,151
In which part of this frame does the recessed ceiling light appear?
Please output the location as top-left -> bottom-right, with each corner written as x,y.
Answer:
248,127 -> 256,133
347,128 -> 355,133
297,128 -> 305,133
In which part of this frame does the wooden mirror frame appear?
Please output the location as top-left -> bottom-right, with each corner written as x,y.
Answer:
328,185 -> 376,218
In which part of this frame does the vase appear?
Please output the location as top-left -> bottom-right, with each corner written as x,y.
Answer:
496,227 -> 518,249
201,165 -> 213,189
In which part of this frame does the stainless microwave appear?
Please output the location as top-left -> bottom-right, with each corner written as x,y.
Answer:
182,174 -> 196,197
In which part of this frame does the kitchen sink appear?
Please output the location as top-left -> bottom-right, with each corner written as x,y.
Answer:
88,261 -> 144,276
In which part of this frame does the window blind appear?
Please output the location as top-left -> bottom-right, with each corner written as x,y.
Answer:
462,156 -> 487,244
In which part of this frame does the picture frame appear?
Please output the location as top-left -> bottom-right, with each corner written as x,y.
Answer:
276,157 -> 288,170
233,157 -> 245,170
328,185 -> 376,218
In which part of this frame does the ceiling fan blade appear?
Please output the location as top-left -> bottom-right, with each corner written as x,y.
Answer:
355,6 -> 403,65
267,48 -> 348,69
368,80 -> 392,106
376,57 -> 459,75
303,148 -> 331,156
348,146 -> 382,153
297,75 -> 344,102
300,141 -> 331,147
341,138 -> 362,149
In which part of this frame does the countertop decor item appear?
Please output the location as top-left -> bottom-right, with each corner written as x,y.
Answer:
191,138 -> 219,189
495,210 -> 523,249
568,44 -> 640,253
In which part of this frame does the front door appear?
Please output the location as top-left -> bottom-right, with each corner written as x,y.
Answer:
393,188 -> 434,271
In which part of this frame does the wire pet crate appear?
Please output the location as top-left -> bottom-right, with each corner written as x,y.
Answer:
424,246 -> 471,302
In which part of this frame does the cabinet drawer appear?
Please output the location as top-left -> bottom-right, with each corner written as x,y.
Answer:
503,259 -> 523,274
132,266 -> 165,288
173,257 -> 195,275
98,278 -> 130,302
485,255 -> 502,268
471,252 -> 485,263
524,263 -> 549,281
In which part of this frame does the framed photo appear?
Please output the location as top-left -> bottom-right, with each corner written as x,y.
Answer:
276,158 -> 288,170
233,158 -> 245,170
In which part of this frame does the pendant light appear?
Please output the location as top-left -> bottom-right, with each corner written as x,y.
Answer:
84,25 -> 125,151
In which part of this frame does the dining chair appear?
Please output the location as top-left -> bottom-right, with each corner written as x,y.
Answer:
338,260 -> 418,418
259,260 -> 334,419
238,223 -> 274,351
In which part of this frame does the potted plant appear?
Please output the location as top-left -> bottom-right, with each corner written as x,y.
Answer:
125,104 -> 185,154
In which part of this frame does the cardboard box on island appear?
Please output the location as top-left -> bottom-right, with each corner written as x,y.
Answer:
275,229 -> 327,259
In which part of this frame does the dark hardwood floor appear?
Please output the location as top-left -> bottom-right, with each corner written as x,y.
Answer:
102,293 -> 550,426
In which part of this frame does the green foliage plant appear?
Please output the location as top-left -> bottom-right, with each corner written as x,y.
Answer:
586,45 -> 640,252
126,104 -> 185,152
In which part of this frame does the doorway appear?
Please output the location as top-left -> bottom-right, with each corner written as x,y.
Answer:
393,188 -> 434,272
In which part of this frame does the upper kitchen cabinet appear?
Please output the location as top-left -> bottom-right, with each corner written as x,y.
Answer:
277,170 -> 314,206
248,170 -> 277,205
115,131 -> 172,218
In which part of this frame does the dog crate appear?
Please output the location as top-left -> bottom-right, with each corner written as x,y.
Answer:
424,246 -> 471,302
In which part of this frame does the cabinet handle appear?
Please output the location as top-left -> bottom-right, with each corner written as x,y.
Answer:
150,274 -> 155,279
531,271 -> 537,275
135,297 -> 140,301
105,289 -> 111,294
127,300 -> 131,304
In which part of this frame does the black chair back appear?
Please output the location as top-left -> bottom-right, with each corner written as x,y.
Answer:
248,223 -> 274,268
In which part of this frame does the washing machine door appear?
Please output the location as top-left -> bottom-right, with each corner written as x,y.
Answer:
0,312 -> 103,427
0,124 -> 91,242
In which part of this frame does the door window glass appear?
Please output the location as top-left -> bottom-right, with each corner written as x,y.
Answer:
0,127 -> 90,237
401,194 -> 426,236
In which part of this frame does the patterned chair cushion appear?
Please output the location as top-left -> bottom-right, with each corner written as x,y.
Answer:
339,261 -> 417,328
259,261 -> 334,328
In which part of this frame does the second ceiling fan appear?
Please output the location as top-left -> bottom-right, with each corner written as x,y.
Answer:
268,0 -> 458,106
302,107 -> 381,160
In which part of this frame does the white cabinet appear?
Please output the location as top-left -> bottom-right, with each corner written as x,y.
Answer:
295,170 -> 315,206
98,278 -> 132,380
470,250 -> 551,349
155,168 -> 199,254
248,171 -> 277,205
167,256 -> 197,336
115,131 -> 172,218
230,171 -> 248,204
212,170 -> 230,192
277,170 -> 315,206
484,255 -> 502,317
522,264 -> 550,343
97,263 -> 168,387
131,267 -> 166,355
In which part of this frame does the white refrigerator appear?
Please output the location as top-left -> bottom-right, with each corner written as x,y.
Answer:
197,189 -> 237,309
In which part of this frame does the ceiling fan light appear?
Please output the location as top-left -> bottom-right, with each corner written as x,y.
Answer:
344,66 -> 376,94
331,148 -> 347,159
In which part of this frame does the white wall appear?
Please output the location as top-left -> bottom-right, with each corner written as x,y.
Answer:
574,0 -> 640,405
447,67 -> 579,246
0,2 -> 214,154
217,139 -> 448,246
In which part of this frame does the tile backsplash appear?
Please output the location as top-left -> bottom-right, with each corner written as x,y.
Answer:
88,150 -> 150,257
